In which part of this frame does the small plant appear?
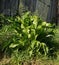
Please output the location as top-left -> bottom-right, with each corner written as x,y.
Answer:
0,12 -> 57,64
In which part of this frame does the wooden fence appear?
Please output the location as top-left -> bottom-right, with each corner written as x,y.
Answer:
0,0 -> 58,24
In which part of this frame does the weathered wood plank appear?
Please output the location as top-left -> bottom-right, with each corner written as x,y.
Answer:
0,0 -> 18,16
57,0 -> 59,25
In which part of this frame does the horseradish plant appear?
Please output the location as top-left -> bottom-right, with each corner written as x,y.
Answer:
1,12 -> 55,59
9,12 -> 54,57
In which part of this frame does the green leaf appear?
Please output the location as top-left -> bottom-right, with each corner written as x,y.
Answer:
9,43 -> 19,48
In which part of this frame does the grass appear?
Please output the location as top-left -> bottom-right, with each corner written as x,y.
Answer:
0,57 -> 59,65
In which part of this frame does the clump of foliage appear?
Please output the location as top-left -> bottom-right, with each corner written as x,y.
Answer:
0,12 -> 57,64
